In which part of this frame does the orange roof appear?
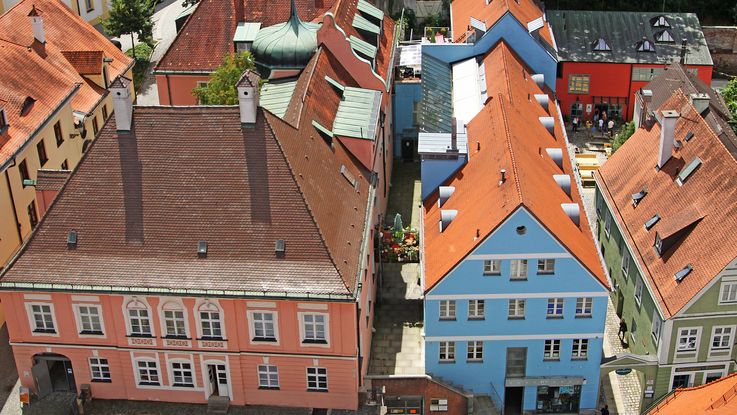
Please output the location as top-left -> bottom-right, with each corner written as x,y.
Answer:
61,50 -> 103,75
646,373 -> 737,415
422,42 -> 606,292
596,90 -> 737,317
451,0 -> 553,46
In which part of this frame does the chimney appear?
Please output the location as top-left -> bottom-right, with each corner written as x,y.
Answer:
689,93 -> 710,115
679,38 -> 687,64
657,110 -> 680,169
237,70 -> 260,126
109,76 -> 133,132
28,5 -> 45,44
450,117 -> 458,151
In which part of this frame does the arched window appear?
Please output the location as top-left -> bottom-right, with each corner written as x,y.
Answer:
126,299 -> 152,336
637,40 -> 656,52
198,301 -> 223,339
162,301 -> 187,338
650,15 -> 670,27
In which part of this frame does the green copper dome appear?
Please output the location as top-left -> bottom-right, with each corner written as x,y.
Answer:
252,0 -> 320,72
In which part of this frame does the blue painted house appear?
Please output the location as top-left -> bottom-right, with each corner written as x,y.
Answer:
420,42 -> 610,414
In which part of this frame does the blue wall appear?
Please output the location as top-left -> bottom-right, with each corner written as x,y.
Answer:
420,156 -> 467,200
392,81 -> 422,156
424,208 -> 607,411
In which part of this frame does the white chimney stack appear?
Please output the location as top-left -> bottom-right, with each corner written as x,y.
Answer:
237,70 -> 260,126
658,110 -> 679,169
689,93 -> 710,115
28,5 -> 45,44
110,76 -> 133,132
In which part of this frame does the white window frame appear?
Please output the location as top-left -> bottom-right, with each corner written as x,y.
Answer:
134,358 -> 161,387
483,259 -> 501,275
306,367 -> 328,391
510,259 -> 528,280
196,300 -> 225,340
439,341 -> 455,362
651,310 -> 663,344
572,339 -> 589,359
257,364 -> 279,389
544,339 -> 561,360
160,300 -> 189,338
248,310 -> 279,344
168,359 -> 195,388
710,326 -> 734,351
298,312 -> 329,346
604,212 -> 611,238
508,299 -> 525,319
25,302 -> 59,336
439,300 -> 456,320
89,357 -> 111,382
719,282 -> 737,304
467,341 -> 483,362
575,297 -> 592,318
124,298 -> 154,337
634,277 -> 643,307
73,304 -> 105,336
537,259 -> 555,274
468,300 -> 485,320
621,246 -> 631,277
547,298 -> 564,318
676,327 -> 701,353
568,74 -> 590,94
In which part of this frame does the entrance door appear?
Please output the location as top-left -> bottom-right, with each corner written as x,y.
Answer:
31,361 -> 52,399
32,354 -> 76,395
616,288 -> 625,317
504,386 -> 524,415
207,364 -> 229,397
672,374 -> 690,390
401,137 -> 414,161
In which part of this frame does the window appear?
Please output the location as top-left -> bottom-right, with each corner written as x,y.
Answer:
711,327 -> 733,350
251,311 -> 277,342
91,116 -> 99,135
85,0 -> 94,12
537,259 -> 555,274
430,399 -> 449,411
592,37 -> 611,51
575,297 -> 592,317
510,259 -> 528,280
196,81 -> 209,104
439,300 -> 456,320
77,305 -> 103,334
508,299 -> 525,319
572,339 -> 589,359
0,108 -> 7,132
655,29 -> 675,43
634,278 -> 643,306
719,282 -> 737,304
544,340 -> 561,360
631,318 -> 638,341
568,74 -> 590,94
162,302 -> 187,338
506,348 -> 527,377
686,68 -> 699,76
483,259 -> 501,275
468,300 -> 484,320
257,364 -> 279,389
632,67 -> 665,82
27,201 -> 38,229
306,367 -> 328,391
54,121 -> 64,146
571,102 -> 583,119
170,361 -> 194,387
547,298 -> 564,318
621,246 -> 631,277
301,313 -> 327,344
61,159 -> 69,170
29,303 -> 55,333
136,360 -> 160,386
127,300 -> 152,336
671,374 -> 690,390
89,358 -> 111,382
604,212 -> 611,238
677,328 -> 699,352
102,104 -> 108,120
37,140 -> 48,166
637,40 -> 656,52
18,159 -> 30,184
439,341 -> 455,362
198,302 -> 223,339
467,341 -> 483,361
652,311 -> 663,343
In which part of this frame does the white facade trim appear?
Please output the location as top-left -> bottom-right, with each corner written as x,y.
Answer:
23,294 -> 51,301
297,312 -> 331,348
246,301 -> 276,308
71,295 -> 100,302
193,298 -> 226,341
72,303 -> 106,338
157,297 -> 190,339
24,301 -> 60,337
426,292 -> 608,300
122,296 -> 156,337
247,310 -> 281,346
467,252 -> 572,260
425,333 -> 603,342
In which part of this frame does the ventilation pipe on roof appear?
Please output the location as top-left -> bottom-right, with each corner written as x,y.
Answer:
450,117 -> 458,152
438,186 -> 455,207
539,116 -> 555,136
531,74 -> 544,89
679,38 -> 688,64
657,110 -> 680,169
553,174 -> 571,197
546,148 -> 563,169
28,5 -> 45,44
499,169 -> 507,185
439,210 -> 458,232
561,203 -> 580,226
110,76 -> 133,132
534,94 -> 549,112
689,93 -> 710,116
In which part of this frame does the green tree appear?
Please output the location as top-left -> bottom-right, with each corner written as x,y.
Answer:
722,77 -> 737,134
103,0 -> 155,60
193,52 -> 256,105
182,0 -> 199,7
612,121 -> 636,152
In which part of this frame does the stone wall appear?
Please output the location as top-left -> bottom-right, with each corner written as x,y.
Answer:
703,26 -> 737,75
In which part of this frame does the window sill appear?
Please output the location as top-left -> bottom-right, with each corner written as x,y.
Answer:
302,339 -> 328,345
306,389 -> 329,393
128,334 -> 154,338
537,272 -> 555,275
172,384 -> 194,388
571,357 -> 588,361
468,317 -> 485,321
467,359 -> 483,363
483,273 -> 501,276
80,331 -> 104,336
508,316 -> 525,320
162,335 -> 190,340
258,386 -> 280,390
546,315 -> 564,319
543,358 -> 560,362
438,360 -> 455,364
439,318 -> 456,322
33,329 -> 57,334
252,337 -> 277,343
510,278 -> 528,282
575,315 -> 592,319
138,382 -> 160,386
199,336 -> 225,341
91,379 -> 112,383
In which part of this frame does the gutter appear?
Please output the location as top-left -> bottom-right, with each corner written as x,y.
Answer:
153,69 -> 215,76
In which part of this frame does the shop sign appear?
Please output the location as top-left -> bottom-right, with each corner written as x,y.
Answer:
615,368 -> 632,375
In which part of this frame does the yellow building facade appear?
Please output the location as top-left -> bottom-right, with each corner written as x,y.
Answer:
1,0 -> 110,24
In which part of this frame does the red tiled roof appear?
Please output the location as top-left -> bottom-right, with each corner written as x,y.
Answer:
60,50 -> 103,75
423,43 -> 606,291
596,90 -> 737,317
157,0 -> 336,73
646,372 -> 737,415
35,169 -> 71,191
451,0 -> 554,46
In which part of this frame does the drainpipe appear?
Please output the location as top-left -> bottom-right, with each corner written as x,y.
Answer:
4,168 -> 23,246
166,74 -> 173,105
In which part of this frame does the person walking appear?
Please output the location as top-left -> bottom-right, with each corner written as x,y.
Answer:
618,318 -> 628,340
608,119 -> 615,137
601,404 -> 610,415
598,117 -> 604,132
572,116 -> 579,133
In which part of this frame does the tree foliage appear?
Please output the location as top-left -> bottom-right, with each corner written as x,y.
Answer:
181,0 -> 199,7
612,121 -> 636,152
103,0 -> 155,59
192,52 -> 256,105
722,77 -> 737,134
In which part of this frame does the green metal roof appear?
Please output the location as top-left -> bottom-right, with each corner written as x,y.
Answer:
357,0 -> 384,21
332,87 -> 382,140
349,35 -> 377,60
312,120 -> 334,138
353,13 -> 380,35
234,22 -> 262,42
176,3 -> 197,20
260,80 -> 297,118
324,75 -> 345,92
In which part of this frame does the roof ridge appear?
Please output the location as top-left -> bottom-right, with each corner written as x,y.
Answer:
497,93 -> 523,204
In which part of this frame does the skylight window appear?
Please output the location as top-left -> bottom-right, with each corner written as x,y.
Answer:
637,40 -> 656,52
631,189 -> 648,207
676,157 -> 702,186
674,264 -> 693,282
684,131 -> 694,142
651,15 -> 670,27
644,214 -> 660,230
655,30 -> 675,43
591,38 -> 611,52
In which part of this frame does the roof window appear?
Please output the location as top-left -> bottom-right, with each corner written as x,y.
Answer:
275,239 -> 285,257
644,214 -> 660,230
0,107 -> 7,133
651,15 -> 670,27
637,39 -> 656,52
324,75 -> 345,94
684,131 -> 694,142
21,96 -> 36,116
340,165 -> 359,190
676,157 -> 702,186
438,186 -> 455,207
655,30 -> 675,43
67,230 -> 78,248
674,264 -> 693,282
198,241 -> 208,257
592,38 -> 611,51
631,188 -> 648,207
439,210 -> 458,232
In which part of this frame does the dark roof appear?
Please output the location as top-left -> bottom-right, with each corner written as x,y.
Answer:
548,10 -> 712,65
35,169 -> 70,191
642,63 -> 737,158
236,70 -> 260,88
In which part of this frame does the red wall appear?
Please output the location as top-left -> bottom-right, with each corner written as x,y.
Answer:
155,74 -> 210,106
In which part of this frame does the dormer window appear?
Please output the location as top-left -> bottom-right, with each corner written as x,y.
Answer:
631,189 -> 647,207
592,38 -> 611,52
0,108 -> 7,133
651,15 -> 670,27
637,40 -> 656,52
655,30 -> 675,43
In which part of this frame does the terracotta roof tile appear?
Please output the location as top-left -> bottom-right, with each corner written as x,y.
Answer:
35,169 -> 71,191
597,90 -> 737,317
451,0 -> 553,46
61,50 -> 103,75
423,42 -> 606,291
646,372 -> 737,415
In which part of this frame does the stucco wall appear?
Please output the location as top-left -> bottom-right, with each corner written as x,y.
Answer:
703,26 -> 737,75
370,377 -> 469,414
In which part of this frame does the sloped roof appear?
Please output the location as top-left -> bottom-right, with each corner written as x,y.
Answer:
61,50 -> 103,75
35,169 -> 71,191
646,372 -> 737,415
423,42 -> 606,291
451,0 -> 554,47
548,10 -> 712,65
596,90 -> 737,317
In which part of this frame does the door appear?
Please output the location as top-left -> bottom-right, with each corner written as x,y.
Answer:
401,137 -> 414,161
506,348 -> 527,378
504,387 -> 524,415
672,374 -> 690,390
207,364 -> 229,397
31,361 -> 52,399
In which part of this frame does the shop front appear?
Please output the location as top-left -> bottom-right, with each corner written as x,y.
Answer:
535,385 -> 581,414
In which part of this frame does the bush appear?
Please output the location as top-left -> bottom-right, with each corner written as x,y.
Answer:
125,43 -> 153,92
612,121 -> 636,153
125,43 -> 152,60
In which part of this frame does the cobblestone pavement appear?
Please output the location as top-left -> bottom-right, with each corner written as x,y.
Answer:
602,298 -> 643,415
0,324 -> 20,415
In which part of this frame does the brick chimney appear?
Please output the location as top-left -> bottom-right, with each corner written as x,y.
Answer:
110,76 -> 133,132
28,5 -> 45,44
658,110 -> 679,169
